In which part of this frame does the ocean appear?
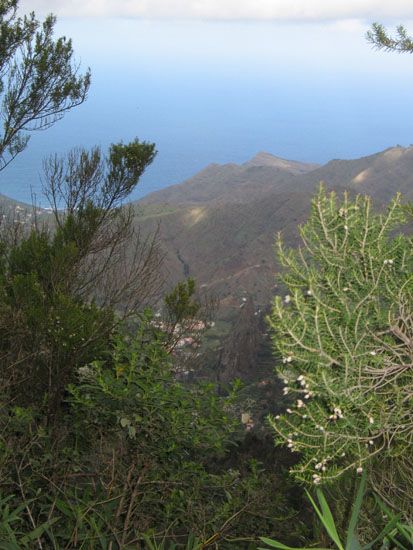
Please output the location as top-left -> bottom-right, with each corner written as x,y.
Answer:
1,17 -> 413,205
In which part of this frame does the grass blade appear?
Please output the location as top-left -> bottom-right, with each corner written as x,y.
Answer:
361,515 -> 402,550
259,536 -> 330,550
306,490 -> 344,550
345,471 -> 367,550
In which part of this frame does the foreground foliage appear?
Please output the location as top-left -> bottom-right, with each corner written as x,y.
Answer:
0,154 -> 307,545
268,188 -> 413,519
0,303 -> 306,547
0,0 -> 91,170
260,471 -> 413,550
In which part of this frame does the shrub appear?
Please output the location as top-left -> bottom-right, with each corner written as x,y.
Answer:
267,188 -> 413,519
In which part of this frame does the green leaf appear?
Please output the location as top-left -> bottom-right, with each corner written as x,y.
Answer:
345,471 -> 367,550
361,515 -> 402,550
54,498 -> 73,517
259,537 -> 330,550
395,522 -> 413,544
19,517 -> 59,544
259,538 -> 294,550
346,535 -> 362,550
306,490 -> 345,550
385,533 -> 409,550
120,417 -> 130,428
142,535 -> 159,550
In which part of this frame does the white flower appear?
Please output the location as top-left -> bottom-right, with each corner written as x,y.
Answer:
315,463 -> 322,470
368,416 -> 374,425
296,399 -> 304,408
370,351 -> 376,356
283,387 -> 289,395
284,295 -> 291,303
343,287 -> 349,292
275,415 -> 280,420
286,356 -> 292,363
297,375 -> 304,382
369,440 -> 374,446
302,414 -> 307,419
78,365 -> 93,378
286,408 -> 292,414
344,225 -> 348,230
306,289 -> 312,296
357,466 -> 363,474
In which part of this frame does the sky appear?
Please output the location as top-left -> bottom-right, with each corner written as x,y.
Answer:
17,0 -> 413,21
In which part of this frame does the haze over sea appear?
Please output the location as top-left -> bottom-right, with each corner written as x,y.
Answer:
1,17 -> 413,205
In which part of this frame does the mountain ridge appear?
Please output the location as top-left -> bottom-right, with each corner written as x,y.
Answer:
132,144 -> 413,319
1,144 -> 412,318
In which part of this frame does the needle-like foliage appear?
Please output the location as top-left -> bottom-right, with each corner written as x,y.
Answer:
0,1 -> 90,171
367,23 -> 413,53
268,187 -> 413,519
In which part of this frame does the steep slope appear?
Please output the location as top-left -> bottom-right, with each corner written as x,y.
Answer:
2,145 -> 413,319
298,145 -> 413,204
134,145 -> 413,321
135,187 -> 339,313
2,145 -> 412,383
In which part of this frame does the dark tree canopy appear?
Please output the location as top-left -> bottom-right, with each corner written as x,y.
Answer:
0,0 -> 90,171
367,22 -> 413,53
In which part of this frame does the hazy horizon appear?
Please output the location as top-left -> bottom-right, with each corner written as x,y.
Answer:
1,10 -> 413,204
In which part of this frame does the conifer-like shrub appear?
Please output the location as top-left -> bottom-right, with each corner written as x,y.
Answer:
268,188 -> 413,518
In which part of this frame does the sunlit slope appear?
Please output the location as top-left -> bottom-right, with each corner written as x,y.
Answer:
134,146 -> 413,313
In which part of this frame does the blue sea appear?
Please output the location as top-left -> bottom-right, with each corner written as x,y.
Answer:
1,18 -> 413,205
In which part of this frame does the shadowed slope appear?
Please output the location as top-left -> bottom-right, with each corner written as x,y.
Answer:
134,145 -> 413,318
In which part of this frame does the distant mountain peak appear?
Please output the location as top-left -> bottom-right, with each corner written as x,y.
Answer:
244,152 -> 319,175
